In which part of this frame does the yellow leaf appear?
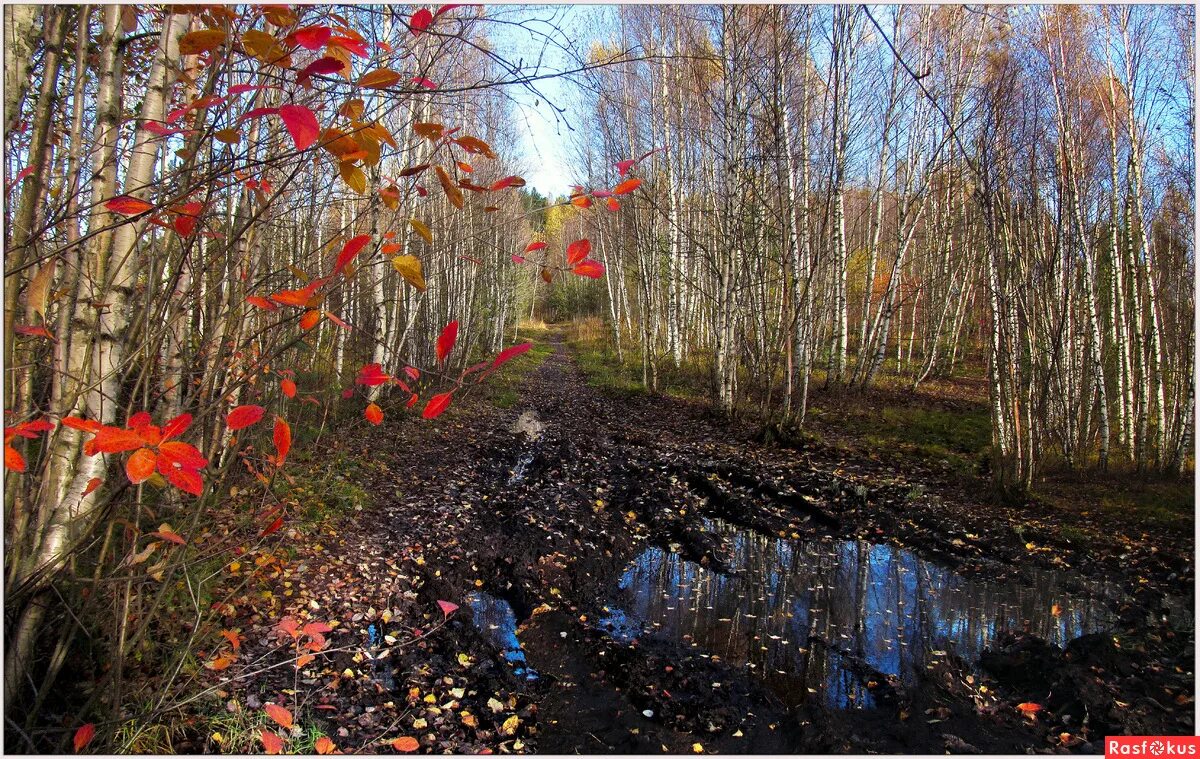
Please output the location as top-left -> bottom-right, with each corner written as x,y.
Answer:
242,29 -> 290,67
320,127 -> 360,160
339,98 -> 364,120
325,45 -> 351,80
413,122 -> 444,141
500,715 -> 519,736
408,219 -> 432,243
214,128 -> 241,144
460,712 -> 478,728
357,68 -> 401,89
339,162 -> 367,194
178,28 -> 227,56
26,257 -> 56,319
391,255 -> 427,292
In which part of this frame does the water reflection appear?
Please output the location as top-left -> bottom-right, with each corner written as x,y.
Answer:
601,518 -> 1116,709
465,591 -> 539,680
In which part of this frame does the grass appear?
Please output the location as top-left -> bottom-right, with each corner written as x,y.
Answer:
567,318 -> 708,400
484,323 -> 555,408
821,403 -> 992,475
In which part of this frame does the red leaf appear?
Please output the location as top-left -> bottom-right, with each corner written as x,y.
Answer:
437,599 -> 459,617
162,412 -> 192,440
92,426 -> 145,454
436,321 -> 458,364
298,56 -> 347,84
14,325 -> 55,340
82,477 -> 103,496
613,177 -> 642,195
324,311 -> 351,330
246,295 -> 277,311
264,703 -> 294,730
226,405 -> 265,430
229,83 -> 269,95
364,403 -> 383,425
239,106 -> 280,122
62,416 -> 102,433
291,25 -> 331,49
410,8 -> 434,34
422,392 -> 452,420
105,196 -> 154,215
125,448 -> 158,484
356,363 -> 390,386
615,158 -> 636,176
333,234 -> 371,274
404,366 -> 421,381
163,467 -> 203,496
273,417 -> 291,465
489,175 -> 525,191
300,309 -> 321,330
606,197 -> 620,212
261,515 -> 284,537
278,105 -> 319,151
328,35 -> 368,57
566,238 -> 591,265
157,441 -> 208,471
149,525 -> 187,545
573,260 -> 605,279
281,379 -> 297,398
411,76 -> 437,89
6,165 -> 34,193
524,241 -> 547,253
492,342 -> 532,369
73,723 -> 96,753
511,255 -> 525,264
260,728 -> 284,755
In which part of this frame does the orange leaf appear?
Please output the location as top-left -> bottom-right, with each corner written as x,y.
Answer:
105,196 -> 154,215
281,379 -> 297,398
315,736 -> 336,754
566,238 -> 591,265
393,736 -> 420,752
357,67 -> 402,89
273,417 -> 291,465
300,309 -> 321,330
295,653 -> 315,668
422,392 -> 452,420
264,703 -> 294,730
570,194 -> 592,209
365,403 -> 383,425
92,426 -> 145,454
436,320 -> 458,364
149,524 -> 187,545
613,177 -> 642,195
226,405 -> 265,430
82,477 -> 103,496
4,444 -> 25,472
1017,702 -> 1043,717
220,629 -> 241,651
260,728 -> 285,755
178,28 -> 227,55
125,447 -> 158,484
247,295 -> 277,311
573,260 -> 605,279
434,165 -> 464,209
73,723 -> 96,753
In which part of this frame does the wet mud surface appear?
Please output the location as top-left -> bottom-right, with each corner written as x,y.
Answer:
203,332 -> 1193,753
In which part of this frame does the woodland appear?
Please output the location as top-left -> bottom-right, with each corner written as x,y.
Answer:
1,3 -> 1195,755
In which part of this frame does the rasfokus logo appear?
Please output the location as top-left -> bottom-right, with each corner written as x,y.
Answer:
1107,737 -> 1200,757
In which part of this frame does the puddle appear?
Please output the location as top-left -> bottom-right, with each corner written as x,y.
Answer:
600,518 -> 1118,709
509,410 -> 545,442
465,591 -> 539,681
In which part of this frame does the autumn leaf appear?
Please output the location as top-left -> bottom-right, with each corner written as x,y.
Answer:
242,29 -> 291,67
273,417 -> 291,465
281,379 -> 297,398
298,57 -> 347,85
278,104 -> 319,151
5,445 -> 25,472
365,403 -> 383,425
357,68 -> 402,89
260,728 -> 285,755
436,321 -> 458,364
525,241 -> 547,253
1017,702 -> 1043,717
246,295 -> 277,311
452,135 -> 495,158
261,515 -> 284,537
511,255 -> 525,264
226,405 -> 265,430
435,165 -> 464,209
422,392 -> 452,420
606,197 -> 620,212
392,736 -> 420,752
300,309 -> 321,330
264,703 -> 294,730
149,524 -> 186,545
179,28 -> 226,55
409,8 -> 434,35
73,723 -> 95,753
411,76 -> 437,89
105,196 -> 154,215
26,257 -> 56,319
333,234 -> 371,274
489,175 -> 525,191
315,736 -> 336,754
125,448 -> 158,484
492,342 -> 532,369
392,255 -> 427,291
566,238 -> 591,265
613,177 -> 642,195
356,363 -> 391,386
409,219 -> 433,243
573,260 -> 605,279
83,477 -> 103,496
437,599 -> 459,617
570,194 -> 592,209
339,162 -> 367,194
291,25 -> 331,50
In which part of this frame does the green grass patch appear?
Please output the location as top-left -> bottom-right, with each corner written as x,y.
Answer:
484,329 -> 554,408
829,404 -> 992,474
1096,481 -> 1195,529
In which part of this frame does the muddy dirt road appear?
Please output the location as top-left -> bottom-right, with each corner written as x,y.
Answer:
208,332 -> 1193,754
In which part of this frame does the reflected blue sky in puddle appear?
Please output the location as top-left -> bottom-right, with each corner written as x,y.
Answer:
600,518 -> 1117,709
465,591 -> 539,680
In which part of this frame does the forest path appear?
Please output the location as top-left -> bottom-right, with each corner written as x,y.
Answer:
213,329 -> 1190,753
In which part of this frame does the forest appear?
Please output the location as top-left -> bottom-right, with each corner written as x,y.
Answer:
2,3 -> 1194,754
